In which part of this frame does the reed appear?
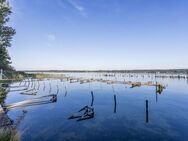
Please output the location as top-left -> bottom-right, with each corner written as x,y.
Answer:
32,73 -> 65,79
0,87 -> 6,103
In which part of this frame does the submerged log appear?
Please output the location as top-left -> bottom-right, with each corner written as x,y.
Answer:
131,82 -> 141,88
68,105 -> 94,121
156,84 -> 166,94
8,87 -> 28,92
20,88 -> 37,95
1,94 -> 57,111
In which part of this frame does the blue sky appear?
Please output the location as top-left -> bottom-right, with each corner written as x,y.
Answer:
8,0 -> 188,70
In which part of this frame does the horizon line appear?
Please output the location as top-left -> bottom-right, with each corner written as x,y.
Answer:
20,68 -> 188,72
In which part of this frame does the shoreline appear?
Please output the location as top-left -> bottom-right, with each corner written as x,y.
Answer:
22,69 -> 188,74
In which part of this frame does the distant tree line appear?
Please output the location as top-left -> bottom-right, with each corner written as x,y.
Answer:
25,69 -> 188,74
0,0 -> 15,71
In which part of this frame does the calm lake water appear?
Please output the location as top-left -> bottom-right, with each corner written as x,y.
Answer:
1,73 -> 188,141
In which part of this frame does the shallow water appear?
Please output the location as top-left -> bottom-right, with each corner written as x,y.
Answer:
1,73 -> 188,141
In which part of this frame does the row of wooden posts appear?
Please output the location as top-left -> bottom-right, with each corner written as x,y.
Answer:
66,72 -> 188,80
2,77 -> 163,123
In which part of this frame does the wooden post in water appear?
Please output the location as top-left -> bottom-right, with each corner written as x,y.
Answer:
31,79 -> 34,88
64,86 -> 67,97
24,80 -> 27,86
56,85 -> 59,95
37,80 -> 40,90
156,82 -> 158,102
187,72 -> 188,85
49,83 -> 52,94
146,100 -> 149,123
114,94 -> 117,113
43,82 -> 45,91
91,91 -> 94,106
27,78 -> 30,88
33,81 -> 36,90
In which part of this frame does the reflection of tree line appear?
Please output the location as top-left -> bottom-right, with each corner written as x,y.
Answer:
0,87 -> 6,104
1,78 -> 60,110
1,79 -> 59,112
0,109 -> 27,141
2,95 -> 57,111
0,79 -> 59,140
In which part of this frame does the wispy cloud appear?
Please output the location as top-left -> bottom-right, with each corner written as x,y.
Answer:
47,34 -> 56,41
66,0 -> 87,17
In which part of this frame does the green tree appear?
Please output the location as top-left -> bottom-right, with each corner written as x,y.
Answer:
0,0 -> 15,70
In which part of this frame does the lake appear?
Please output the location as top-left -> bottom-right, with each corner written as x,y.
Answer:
1,72 -> 188,141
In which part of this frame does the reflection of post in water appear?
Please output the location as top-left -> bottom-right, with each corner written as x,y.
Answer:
37,80 -> 40,90
111,84 -> 117,113
56,85 -> 59,95
156,82 -> 158,92
156,82 -> 158,102
145,100 -> 149,123
43,82 -> 45,91
24,80 -> 26,86
33,81 -> 36,90
114,94 -> 117,113
91,91 -> 94,106
27,78 -> 30,88
156,92 -> 158,103
49,83 -> 52,94
124,79 -> 127,90
64,86 -> 68,97
19,79 -> 22,86
31,79 -> 33,88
